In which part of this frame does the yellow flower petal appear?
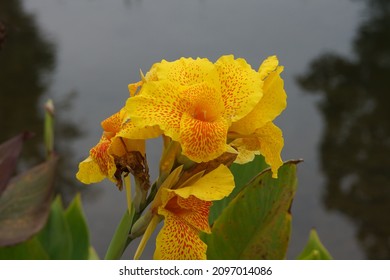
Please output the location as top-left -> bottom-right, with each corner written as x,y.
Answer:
255,122 -> 283,178
117,119 -> 162,140
215,55 -> 263,121
128,80 -> 143,97
162,194 -> 212,233
258,55 -> 279,80
76,156 -> 106,184
154,207 -> 208,260
126,80 -> 188,141
128,63 -> 160,96
179,112 -> 229,162
230,58 -> 286,136
76,137 -> 116,184
232,122 -> 284,178
89,137 -> 117,178
231,140 -> 260,164
172,164 -> 235,201
157,57 -> 218,86
109,137 -> 145,156
101,110 -> 122,135
182,82 -> 224,122
261,64 -> 286,117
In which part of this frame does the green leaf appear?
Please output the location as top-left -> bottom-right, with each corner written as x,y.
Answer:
297,229 -> 333,260
209,155 -> 269,225
37,196 -> 72,259
64,194 -> 91,260
203,160 -> 299,259
0,155 -> 58,246
0,237 -> 49,260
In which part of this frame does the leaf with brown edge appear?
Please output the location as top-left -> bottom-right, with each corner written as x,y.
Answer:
0,132 -> 33,196
0,155 -> 58,246
203,160 -> 300,259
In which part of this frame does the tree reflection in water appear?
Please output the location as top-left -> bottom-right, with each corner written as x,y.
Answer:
298,0 -> 390,259
0,1 -> 84,201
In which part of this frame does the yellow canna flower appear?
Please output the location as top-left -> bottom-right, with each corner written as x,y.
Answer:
76,108 -> 161,187
229,56 -> 287,178
125,55 -> 263,163
153,164 -> 235,259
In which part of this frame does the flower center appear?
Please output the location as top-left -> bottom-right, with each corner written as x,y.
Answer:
193,103 -> 218,122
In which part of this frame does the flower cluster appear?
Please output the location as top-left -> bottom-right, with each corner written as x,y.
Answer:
76,55 -> 287,260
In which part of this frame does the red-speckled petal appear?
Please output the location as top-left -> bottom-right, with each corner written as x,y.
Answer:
76,156 -> 106,184
157,57 -> 218,86
174,195 -> 212,233
154,211 -> 208,260
154,195 -> 212,260
230,59 -> 286,136
89,136 -> 116,178
215,55 -> 263,121
126,80 -> 189,141
101,110 -> 122,133
117,119 -> 162,140
180,112 -> 229,162
76,136 -> 116,183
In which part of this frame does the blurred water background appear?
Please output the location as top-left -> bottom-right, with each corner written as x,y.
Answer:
1,0 -> 389,259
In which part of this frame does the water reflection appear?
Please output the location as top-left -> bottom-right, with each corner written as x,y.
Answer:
0,0 -> 55,148
298,0 -> 390,259
0,0 -> 83,202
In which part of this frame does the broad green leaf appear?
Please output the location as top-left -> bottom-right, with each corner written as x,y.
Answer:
37,196 -> 72,259
0,237 -> 49,260
204,160 -> 299,259
0,132 -> 33,195
297,229 -> 333,260
64,194 -> 90,260
209,155 -> 269,225
0,155 -> 58,246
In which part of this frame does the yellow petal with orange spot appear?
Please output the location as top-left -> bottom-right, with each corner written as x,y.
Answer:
179,112 -> 229,162
101,110 -> 122,134
156,57 -> 218,86
181,82 -> 224,122
154,192 -> 211,260
154,208 -> 208,260
117,119 -> 162,140
215,55 -> 263,122
230,60 -> 286,136
126,80 -> 188,141
172,164 -> 234,201
163,194 -> 212,233
76,156 -> 106,184
232,122 -> 284,178
88,137 -> 117,179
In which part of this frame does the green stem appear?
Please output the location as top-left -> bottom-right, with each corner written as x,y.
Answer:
104,206 -> 135,260
44,99 -> 55,158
